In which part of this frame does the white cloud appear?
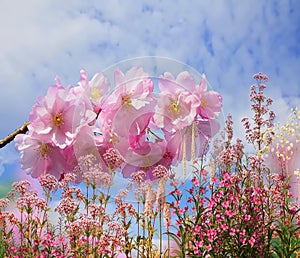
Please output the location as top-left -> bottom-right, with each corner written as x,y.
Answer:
0,145 -> 18,176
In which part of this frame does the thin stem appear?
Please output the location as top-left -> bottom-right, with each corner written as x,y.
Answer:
142,199 -> 145,256
168,232 -> 170,258
137,200 -> 140,258
159,210 -> 162,257
191,122 -> 196,162
39,191 -> 50,240
20,209 -> 23,247
86,184 -> 89,216
183,133 -> 187,179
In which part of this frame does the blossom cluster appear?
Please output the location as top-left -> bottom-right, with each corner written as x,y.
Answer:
14,67 -> 221,182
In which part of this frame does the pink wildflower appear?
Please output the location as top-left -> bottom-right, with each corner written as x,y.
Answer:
192,176 -> 200,187
12,180 -> 31,196
0,198 -> 9,209
156,178 -> 166,211
206,244 -> 212,252
38,174 -> 58,192
55,197 -> 78,215
152,164 -> 169,179
249,236 -> 256,246
114,189 -> 129,203
229,227 -> 235,236
103,148 -> 124,170
144,186 -> 157,216
130,170 -> 146,184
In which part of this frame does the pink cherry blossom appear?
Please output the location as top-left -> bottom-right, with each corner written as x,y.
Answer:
195,74 -> 222,119
14,133 -> 65,178
98,67 -> 156,153
99,67 -> 154,124
111,106 -> 154,150
28,79 -> 95,149
153,71 -> 200,132
77,69 -> 110,114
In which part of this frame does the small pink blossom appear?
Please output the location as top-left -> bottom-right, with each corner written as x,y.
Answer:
175,218 -> 182,226
192,176 -> 200,187
130,170 -> 146,184
45,233 -> 52,240
103,148 -> 124,170
249,236 -> 256,246
206,244 -> 212,252
38,174 -> 58,192
175,189 -> 182,196
229,227 -> 235,236
0,198 -> 10,209
152,164 -> 168,179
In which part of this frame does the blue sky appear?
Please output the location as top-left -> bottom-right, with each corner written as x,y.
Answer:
0,0 -> 299,194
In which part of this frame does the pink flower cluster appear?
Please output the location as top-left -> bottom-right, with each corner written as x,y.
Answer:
14,67 -> 222,182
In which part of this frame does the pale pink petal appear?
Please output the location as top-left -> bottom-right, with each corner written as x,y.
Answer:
176,71 -> 197,92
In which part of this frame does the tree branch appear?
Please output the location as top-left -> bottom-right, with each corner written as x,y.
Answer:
0,122 -> 30,149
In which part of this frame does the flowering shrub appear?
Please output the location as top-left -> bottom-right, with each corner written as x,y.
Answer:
0,67 -> 300,257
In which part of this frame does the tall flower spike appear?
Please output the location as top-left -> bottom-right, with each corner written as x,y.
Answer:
183,133 -> 187,179
191,122 -> 196,162
156,178 -> 166,212
163,202 -> 171,229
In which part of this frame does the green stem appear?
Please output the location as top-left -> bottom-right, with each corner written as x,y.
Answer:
137,200 -> 140,258
159,210 -> 162,257
168,232 -> 170,258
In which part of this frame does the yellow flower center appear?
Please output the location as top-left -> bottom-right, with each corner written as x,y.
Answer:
52,112 -> 64,127
39,143 -> 51,158
168,100 -> 181,115
91,88 -> 102,101
201,97 -> 208,108
121,94 -> 132,108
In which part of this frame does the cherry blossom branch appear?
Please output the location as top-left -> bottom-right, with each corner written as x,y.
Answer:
0,121 -> 30,148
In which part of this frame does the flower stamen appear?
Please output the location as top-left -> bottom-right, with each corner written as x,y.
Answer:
52,112 -> 64,127
38,143 -> 51,158
121,94 -> 132,108
169,100 -> 181,115
91,87 -> 102,101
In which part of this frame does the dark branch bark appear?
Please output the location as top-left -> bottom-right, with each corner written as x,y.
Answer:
0,122 -> 30,148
